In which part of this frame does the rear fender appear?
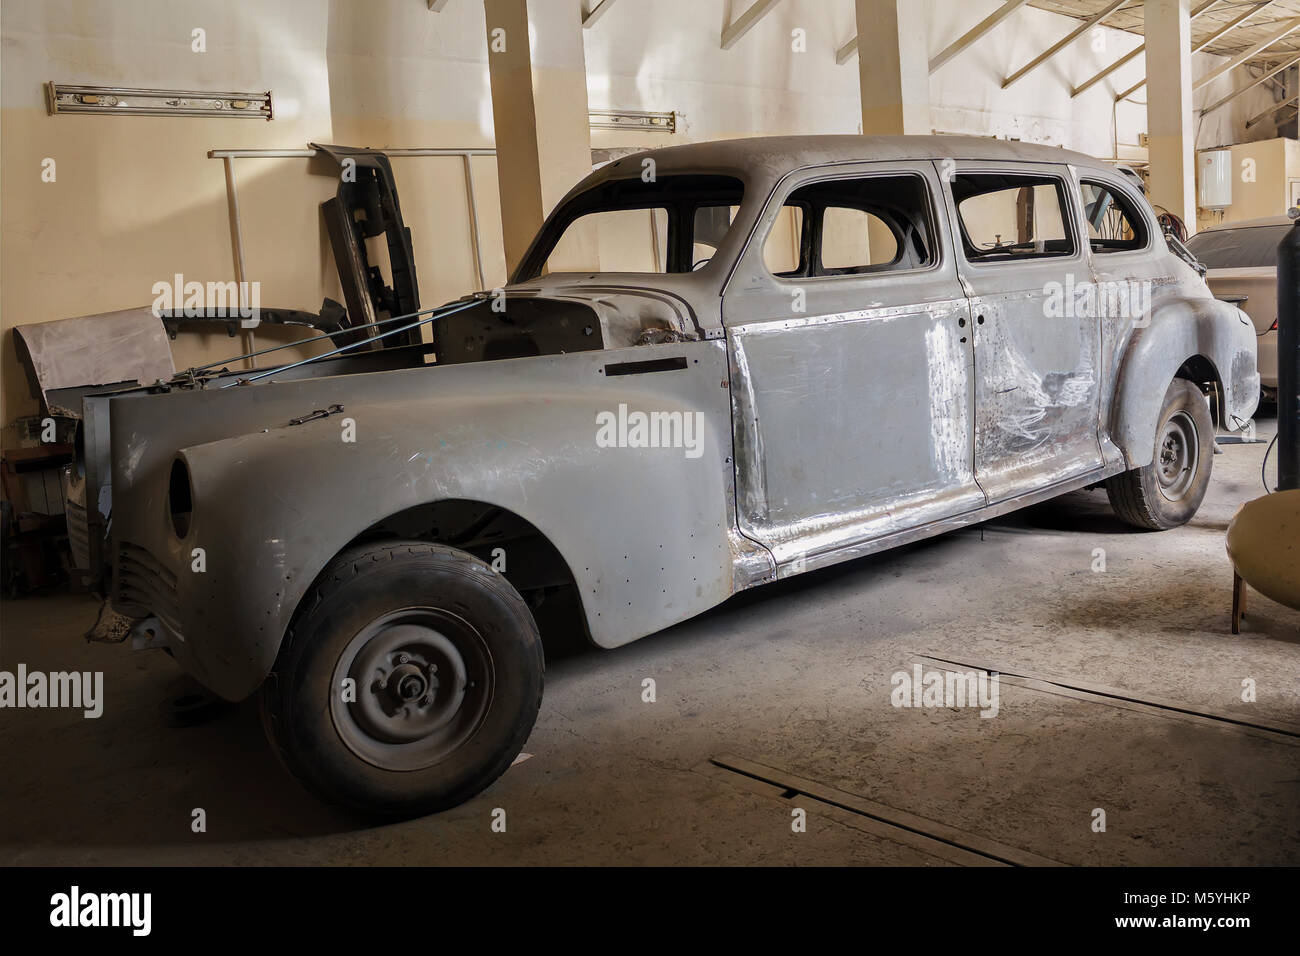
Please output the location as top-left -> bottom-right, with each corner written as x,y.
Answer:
1110,295 -> 1258,468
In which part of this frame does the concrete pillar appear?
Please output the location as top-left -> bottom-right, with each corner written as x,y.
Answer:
1145,0 -> 1197,229
484,0 -> 596,276
854,0 -> 931,135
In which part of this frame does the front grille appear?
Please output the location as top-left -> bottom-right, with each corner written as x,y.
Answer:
117,543 -> 184,640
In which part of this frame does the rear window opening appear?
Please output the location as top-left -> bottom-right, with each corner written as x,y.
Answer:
1080,180 -> 1148,254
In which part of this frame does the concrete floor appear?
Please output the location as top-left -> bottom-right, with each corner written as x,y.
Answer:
2,412 -> 1297,866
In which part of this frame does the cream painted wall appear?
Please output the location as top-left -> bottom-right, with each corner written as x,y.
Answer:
1,0 -> 339,427
1199,137 -> 1299,227
0,0 -> 1275,430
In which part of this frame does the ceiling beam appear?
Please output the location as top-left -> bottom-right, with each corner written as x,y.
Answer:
1245,92 -> 1299,127
1073,0 -> 1220,98
1113,0 -> 1272,102
721,0 -> 784,50
1199,51 -> 1300,114
930,0 -> 1030,73
1196,16 -> 1300,89
1073,44 -> 1145,97
835,34 -> 858,66
1003,0 -> 1128,89
1194,0 -> 1277,55
582,0 -> 619,28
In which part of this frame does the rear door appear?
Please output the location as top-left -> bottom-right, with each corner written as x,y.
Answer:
941,161 -> 1105,504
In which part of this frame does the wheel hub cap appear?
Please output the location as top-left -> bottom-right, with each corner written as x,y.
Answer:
329,609 -> 493,771
1156,411 -> 1198,502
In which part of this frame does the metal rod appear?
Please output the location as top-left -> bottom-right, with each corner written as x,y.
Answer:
187,301 -> 476,373
222,300 -> 479,387
221,156 -> 256,370
462,154 -> 486,291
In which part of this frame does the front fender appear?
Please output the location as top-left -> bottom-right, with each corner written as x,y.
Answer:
130,341 -> 740,700
1110,295 -> 1259,469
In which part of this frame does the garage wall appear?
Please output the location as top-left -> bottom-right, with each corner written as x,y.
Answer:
0,0 -> 339,429
0,0 -> 1283,429
1206,137 -> 1300,226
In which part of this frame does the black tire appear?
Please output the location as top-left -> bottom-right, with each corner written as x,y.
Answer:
260,541 -> 543,818
1106,378 -> 1214,530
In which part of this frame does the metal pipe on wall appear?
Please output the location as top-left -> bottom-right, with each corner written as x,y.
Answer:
220,155 -> 256,369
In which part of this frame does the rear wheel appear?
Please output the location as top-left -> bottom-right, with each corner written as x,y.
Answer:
261,541 -> 543,818
1106,378 -> 1214,530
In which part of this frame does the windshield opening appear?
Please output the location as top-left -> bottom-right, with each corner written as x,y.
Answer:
517,174 -> 746,280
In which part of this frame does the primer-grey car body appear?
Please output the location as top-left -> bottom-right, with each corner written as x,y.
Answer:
87,135 -> 1259,701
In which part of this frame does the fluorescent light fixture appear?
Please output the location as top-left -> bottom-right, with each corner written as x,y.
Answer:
46,83 -> 273,119
589,109 -> 676,132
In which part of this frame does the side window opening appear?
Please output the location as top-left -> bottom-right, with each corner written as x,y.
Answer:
762,173 -> 935,278
952,173 -> 1075,261
1079,180 -> 1147,254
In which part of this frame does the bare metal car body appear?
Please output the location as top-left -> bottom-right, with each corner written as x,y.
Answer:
78,135 -> 1258,709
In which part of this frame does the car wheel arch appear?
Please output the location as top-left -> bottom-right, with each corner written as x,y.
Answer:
1111,337 -> 1224,469
319,497 -> 594,652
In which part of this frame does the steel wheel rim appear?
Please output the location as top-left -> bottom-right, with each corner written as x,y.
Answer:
1156,410 -> 1198,502
330,607 -> 494,772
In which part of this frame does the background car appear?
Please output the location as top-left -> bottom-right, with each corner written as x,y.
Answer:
1187,215 -> 1293,403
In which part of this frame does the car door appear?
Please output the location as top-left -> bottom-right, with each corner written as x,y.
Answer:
1075,170 -> 1166,470
721,161 -> 984,572
941,161 -> 1105,505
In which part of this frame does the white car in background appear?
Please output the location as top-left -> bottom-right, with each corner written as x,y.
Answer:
1187,215 -> 1291,402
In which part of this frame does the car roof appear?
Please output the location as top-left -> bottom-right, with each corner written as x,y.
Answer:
591,134 -> 1113,178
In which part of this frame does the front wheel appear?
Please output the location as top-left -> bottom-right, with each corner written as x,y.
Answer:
1106,378 -> 1214,530
260,541 -> 543,818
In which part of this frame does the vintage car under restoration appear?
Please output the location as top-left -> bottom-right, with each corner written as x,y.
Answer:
68,135 -> 1258,816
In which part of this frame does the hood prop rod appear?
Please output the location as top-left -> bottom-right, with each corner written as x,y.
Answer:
181,298 -> 478,378
220,299 -> 481,388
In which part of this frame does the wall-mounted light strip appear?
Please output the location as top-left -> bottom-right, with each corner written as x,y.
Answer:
589,109 -> 676,132
46,83 -> 273,119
